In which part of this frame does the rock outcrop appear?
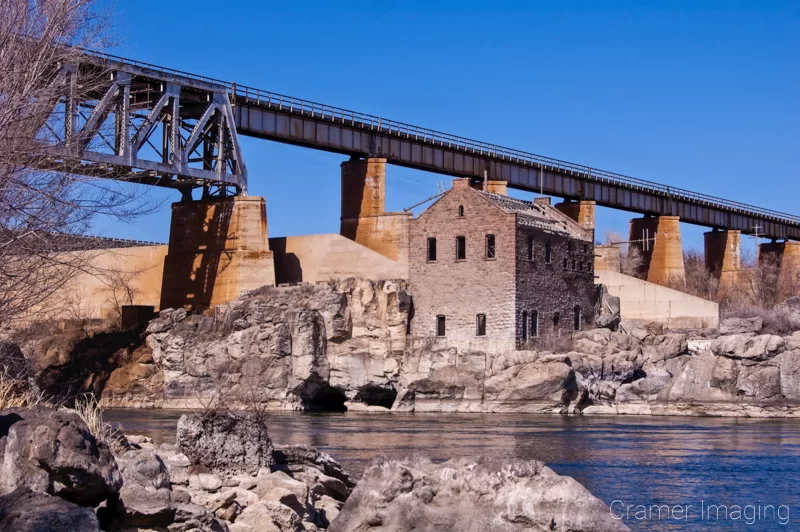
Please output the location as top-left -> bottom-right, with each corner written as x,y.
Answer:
104,279 -> 410,411
96,278 -> 800,417
329,456 -> 629,532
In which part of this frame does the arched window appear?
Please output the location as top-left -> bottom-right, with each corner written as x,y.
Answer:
436,315 -> 446,337
531,310 -> 539,338
522,311 -> 528,340
574,305 -> 582,331
458,205 -> 465,217
476,314 -> 486,336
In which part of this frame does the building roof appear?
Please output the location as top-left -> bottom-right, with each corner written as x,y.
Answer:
477,191 -> 592,241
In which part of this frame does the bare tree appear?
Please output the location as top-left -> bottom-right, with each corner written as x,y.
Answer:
99,269 -> 140,329
0,0 -> 154,330
604,231 -> 646,278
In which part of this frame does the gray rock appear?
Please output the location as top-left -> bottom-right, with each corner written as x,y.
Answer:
272,444 -> 356,491
177,411 -> 274,476
719,317 -> 763,335
0,407 -> 122,506
0,488 -> 100,532
116,448 -> 171,490
329,456 -> 629,532
711,334 -> 785,361
644,334 -> 688,363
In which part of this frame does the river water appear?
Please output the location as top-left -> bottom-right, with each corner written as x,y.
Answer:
106,410 -> 800,531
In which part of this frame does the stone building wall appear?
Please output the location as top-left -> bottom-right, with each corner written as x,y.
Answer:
515,226 -> 596,343
409,181 -> 517,352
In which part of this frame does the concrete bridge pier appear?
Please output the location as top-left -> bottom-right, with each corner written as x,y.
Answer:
704,229 -> 741,290
758,241 -> 800,298
629,215 -> 685,286
555,200 -> 596,232
340,157 -> 410,263
160,196 -> 275,312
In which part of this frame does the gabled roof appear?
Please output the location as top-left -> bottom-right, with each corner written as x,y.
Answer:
477,191 -> 592,241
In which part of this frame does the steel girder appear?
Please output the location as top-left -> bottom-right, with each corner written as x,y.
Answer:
35,56 -> 247,196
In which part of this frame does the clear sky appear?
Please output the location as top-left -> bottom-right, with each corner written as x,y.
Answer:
98,0 -> 798,254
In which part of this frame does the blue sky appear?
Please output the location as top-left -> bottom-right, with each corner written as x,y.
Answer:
98,0 -> 798,254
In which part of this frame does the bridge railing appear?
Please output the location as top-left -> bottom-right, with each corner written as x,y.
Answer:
81,49 -> 800,226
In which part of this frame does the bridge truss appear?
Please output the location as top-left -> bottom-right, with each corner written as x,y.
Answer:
33,53 -> 247,197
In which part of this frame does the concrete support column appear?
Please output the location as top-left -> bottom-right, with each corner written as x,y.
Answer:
758,241 -> 800,299
704,229 -> 741,290
555,200 -> 596,231
160,196 -> 275,312
340,157 -> 411,263
629,215 -> 685,286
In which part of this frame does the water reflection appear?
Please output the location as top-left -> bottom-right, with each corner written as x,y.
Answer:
106,410 -> 800,531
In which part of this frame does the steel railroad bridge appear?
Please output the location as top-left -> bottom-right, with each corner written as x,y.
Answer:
36,50 -> 799,240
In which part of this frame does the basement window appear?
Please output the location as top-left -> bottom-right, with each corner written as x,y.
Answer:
545,239 -> 552,264
476,314 -> 486,336
531,310 -> 539,338
456,236 -> 466,260
574,305 -> 582,331
458,205 -> 465,217
527,236 -> 534,261
427,237 -> 437,262
485,234 -> 496,259
436,315 -> 446,337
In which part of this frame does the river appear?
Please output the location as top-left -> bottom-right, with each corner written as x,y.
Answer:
106,409 -> 800,531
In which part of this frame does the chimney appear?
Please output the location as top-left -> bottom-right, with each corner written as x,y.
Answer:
533,197 -> 552,207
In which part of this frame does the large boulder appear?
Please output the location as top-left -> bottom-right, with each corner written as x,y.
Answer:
177,411 -> 274,476
0,408 -> 122,506
711,334 -> 785,361
328,456 -> 629,532
719,317 -> 763,335
0,488 -> 100,532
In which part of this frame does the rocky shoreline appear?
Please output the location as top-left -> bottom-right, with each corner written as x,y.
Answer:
88,280 -> 800,418
0,407 -> 629,531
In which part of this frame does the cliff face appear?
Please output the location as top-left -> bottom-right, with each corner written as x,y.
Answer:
103,279 -> 410,410
101,279 -> 800,417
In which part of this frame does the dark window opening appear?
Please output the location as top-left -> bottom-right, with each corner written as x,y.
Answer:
545,240 -> 552,263
436,315 -> 446,337
563,258 -> 568,269
458,205 -> 465,217
574,305 -> 582,331
553,312 -> 561,328
568,241 -> 574,252
527,236 -> 534,261
476,314 -> 486,336
579,261 -> 584,271
485,234 -> 496,259
584,244 -> 589,253
531,310 -> 539,338
456,236 -> 466,260
572,259 -> 577,270
427,237 -> 437,261
522,311 -> 528,340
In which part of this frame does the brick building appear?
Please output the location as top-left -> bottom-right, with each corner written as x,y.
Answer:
409,178 -> 596,353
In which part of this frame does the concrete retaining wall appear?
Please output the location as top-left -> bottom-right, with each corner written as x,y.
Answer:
270,234 -> 407,284
596,270 -> 719,329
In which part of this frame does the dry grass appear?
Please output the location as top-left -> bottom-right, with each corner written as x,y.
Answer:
65,395 -> 128,454
0,371 -> 52,409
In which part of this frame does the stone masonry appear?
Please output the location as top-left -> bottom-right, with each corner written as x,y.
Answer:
409,178 -> 596,353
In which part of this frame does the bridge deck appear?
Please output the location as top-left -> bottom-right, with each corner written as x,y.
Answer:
87,50 -> 800,240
